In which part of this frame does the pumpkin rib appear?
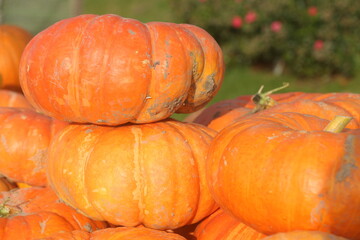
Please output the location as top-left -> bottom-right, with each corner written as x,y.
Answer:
79,125 -> 112,221
163,121 -> 202,223
165,121 -> 219,223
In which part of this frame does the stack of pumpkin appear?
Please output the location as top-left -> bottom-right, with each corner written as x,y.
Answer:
1,13 -> 360,240
1,13 -> 224,239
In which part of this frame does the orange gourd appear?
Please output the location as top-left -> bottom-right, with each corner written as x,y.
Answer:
19,14 -> 224,125
0,24 -> 32,91
0,89 -> 32,109
207,112 -> 360,239
47,119 -> 218,229
0,107 -> 68,186
0,187 -> 108,239
194,209 -> 266,240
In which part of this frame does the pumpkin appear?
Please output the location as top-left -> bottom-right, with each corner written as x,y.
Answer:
0,187 -> 108,239
261,231 -> 348,240
205,91 -> 360,132
194,208 -> 266,240
34,226 -> 187,240
207,112 -> 360,239
19,14 -> 224,125
47,119 -> 218,229
0,176 -> 16,192
0,89 -> 33,109
0,24 -> 32,92
0,107 -> 68,186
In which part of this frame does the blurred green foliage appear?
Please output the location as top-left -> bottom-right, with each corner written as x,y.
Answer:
1,0 -> 73,34
171,0 -> 360,79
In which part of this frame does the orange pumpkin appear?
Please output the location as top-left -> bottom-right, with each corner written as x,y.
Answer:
0,107 -> 68,186
0,24 -> 32,91
0,89 -> 33,109
194,208 -> 266,240
34,226 -> 187,240
19,14 -> 224,125
207,112 -> 360,239
261,231 -> 348,240
47,119 -> 218,229
0,187 -> 108,239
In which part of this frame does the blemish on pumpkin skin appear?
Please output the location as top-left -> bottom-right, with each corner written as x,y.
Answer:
39,218 -> 50,234
128,29 -> 136,35
310,200 -> 325,225
336,135 -> 358,182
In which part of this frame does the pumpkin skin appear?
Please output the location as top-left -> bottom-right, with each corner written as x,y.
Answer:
207,112 -> 360,239
261,231 -> 348,240
0,89 -> 32,109
0,107 -> 68,186
19,14 -> 224,125
194,209 -> 266,240
47,119 -> 218,229
0,187 -> 108,239
0,24 -> 32,91
35,226 -> 187,240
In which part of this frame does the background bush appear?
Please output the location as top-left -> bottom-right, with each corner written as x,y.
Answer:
171,0 -> 360,79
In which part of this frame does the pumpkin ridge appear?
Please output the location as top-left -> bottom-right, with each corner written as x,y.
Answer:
163,121 -> 200,223
130,126 -> 146,223
82,125 -> 114,221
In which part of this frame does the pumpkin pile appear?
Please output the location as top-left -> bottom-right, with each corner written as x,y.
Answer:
0,13 -> 224,239
1,13 -> 360,240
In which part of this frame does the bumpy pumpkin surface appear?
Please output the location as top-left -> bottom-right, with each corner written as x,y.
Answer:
207,112 -> 360,239
194,209 -> 265,240
261,231 -> 348,240
47,119 -> 218,229
0,187 -> 108,239
0,107 -> 68,186
19,14 -> 224,125
0,24 -> 32,91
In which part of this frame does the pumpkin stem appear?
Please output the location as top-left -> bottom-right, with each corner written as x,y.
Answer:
324,116 -> 353,133
252,82 -> 289,113
0,200 -> 11,218
0,198 -> 22,218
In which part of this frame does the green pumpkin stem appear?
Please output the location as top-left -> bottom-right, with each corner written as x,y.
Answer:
252,82 -> 289,113
0,203 -> 11,218
324,116 -> 352,133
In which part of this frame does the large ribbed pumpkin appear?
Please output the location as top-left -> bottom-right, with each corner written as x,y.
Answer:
0,24 -> 32,91
47,119 -> 218,229
0,187 -> 108,239
207,112 -> 360,239
0,107 -> 68,186
19,14 -> 224,125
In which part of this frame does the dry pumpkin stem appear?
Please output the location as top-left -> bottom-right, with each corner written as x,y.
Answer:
251,82 -> 290,113
323,115 -> 353,133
